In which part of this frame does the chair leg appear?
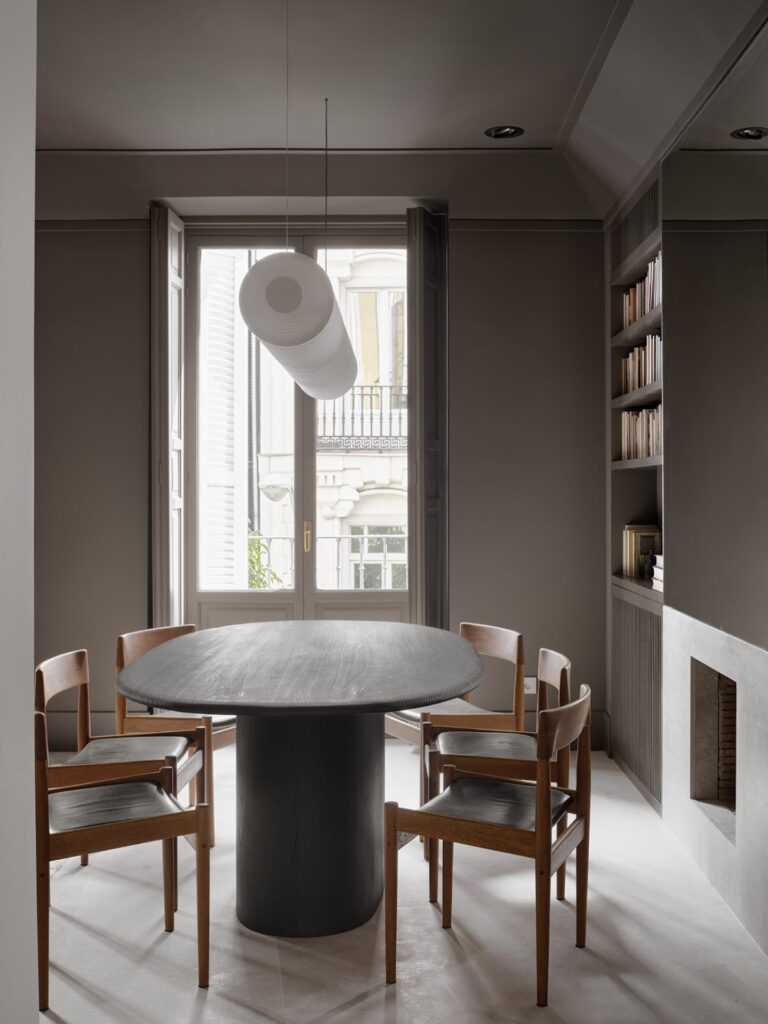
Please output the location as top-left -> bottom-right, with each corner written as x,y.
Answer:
384,803 -> 398,983
556,817 -> 567,901
163,839 -> 175,932
535,866 -> 551,1007
204,724 -> 215,848
37,862 -> 49,1011
428,837 -> 438,903
172,837 -> 179,912
196,809 -> 211,988
425,751 -> 440,864
576,834 -> 589,948
442,841 -> 453,928
80,853 -> 89,867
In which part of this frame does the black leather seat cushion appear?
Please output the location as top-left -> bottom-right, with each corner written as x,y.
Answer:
422,777 -> 572,831
389,698 -> 496,725
49,781 -> 179,833
437,730 -> 539,760
68,735 -> 190,765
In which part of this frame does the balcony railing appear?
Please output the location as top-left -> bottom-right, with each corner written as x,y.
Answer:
317,385 -> 408,450
248,533 -> 408,591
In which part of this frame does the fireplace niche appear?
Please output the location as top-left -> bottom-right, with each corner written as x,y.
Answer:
690,658 -> 736,841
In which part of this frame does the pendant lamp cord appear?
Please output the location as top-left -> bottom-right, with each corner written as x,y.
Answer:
324,97 -> 329,271
285,0 -> 289,249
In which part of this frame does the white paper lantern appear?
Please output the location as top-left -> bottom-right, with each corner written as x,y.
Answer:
238,251 -> 357,400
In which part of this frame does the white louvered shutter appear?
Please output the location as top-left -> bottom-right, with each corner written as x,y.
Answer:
198,250 -> 249,589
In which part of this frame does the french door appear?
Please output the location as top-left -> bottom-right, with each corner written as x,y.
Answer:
183,230 -> 412,628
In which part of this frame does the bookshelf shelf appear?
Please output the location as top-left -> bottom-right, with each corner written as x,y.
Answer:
611,455 -> 663,470
611,381 -> 662,409
606,179 -> 664,812
611,226 -> 662,287
611,573 -> 664,605
610,305 -> 662,349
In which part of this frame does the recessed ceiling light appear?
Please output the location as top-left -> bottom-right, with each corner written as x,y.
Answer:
484,125 -> 524,140
730,126 -> 768,140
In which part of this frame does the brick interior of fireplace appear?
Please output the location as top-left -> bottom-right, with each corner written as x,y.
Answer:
718,677 -> 736,809
690,659 -> 737,816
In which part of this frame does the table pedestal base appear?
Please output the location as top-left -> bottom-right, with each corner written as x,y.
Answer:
236,712 -> 384,937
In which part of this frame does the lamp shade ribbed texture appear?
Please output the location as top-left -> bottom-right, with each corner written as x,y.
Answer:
238,251 -> 357,400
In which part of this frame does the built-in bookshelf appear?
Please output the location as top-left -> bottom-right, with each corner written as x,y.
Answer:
606,179 -> 664,811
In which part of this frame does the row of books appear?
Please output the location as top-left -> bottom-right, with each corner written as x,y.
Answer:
619,334 -> 662,394
651,554 -> 664,592
622,526 -> 661,579
621,251 -> 662,329
620,404 -> 663,460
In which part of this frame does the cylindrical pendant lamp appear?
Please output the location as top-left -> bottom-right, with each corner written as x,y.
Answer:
239,251 -> 357,400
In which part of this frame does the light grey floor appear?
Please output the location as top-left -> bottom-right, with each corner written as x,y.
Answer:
43,741 -> 768,1024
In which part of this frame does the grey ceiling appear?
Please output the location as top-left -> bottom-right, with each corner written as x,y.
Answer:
682,31 -> 768,149
35,0 -> 768,213
36,0 -> 619,150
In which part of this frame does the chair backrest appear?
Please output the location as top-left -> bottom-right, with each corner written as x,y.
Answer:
115,624 -> 197,728
35,650 -> 91,752
116,623 -> 197,672
459,623 -> 525,725
536,648 -> 571,714
536,684 -> 591,760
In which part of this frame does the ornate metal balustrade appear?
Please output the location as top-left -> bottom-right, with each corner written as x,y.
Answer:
317,385 -> 408,450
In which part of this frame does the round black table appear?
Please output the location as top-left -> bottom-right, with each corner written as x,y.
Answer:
117,620 -> 483,937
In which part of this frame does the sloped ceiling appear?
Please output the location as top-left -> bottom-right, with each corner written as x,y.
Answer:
35,0 -> 768,217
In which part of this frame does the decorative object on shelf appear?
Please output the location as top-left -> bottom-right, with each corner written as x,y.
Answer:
237,10 -> 357,400
622,525 -> 661,579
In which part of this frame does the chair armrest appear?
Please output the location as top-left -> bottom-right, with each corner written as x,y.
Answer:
120,713 -> 206,733
48,763 -> 170,794
424,712 -> 529,734
91,728 -> 202,744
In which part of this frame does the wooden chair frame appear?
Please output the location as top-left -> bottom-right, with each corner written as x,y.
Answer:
421,648 -> 571,895
36,649 -> 208,866
385,685 -> 591,1007
115,624 -> 237,848
384,622 -> 525,747
34,711 -> 211,1011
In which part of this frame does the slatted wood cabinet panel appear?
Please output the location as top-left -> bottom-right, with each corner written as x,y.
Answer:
611,591 -> 662,808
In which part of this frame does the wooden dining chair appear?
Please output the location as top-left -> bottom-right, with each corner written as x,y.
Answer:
422,648 -> 571,896
36,649 -> 207,868
35,710 -> 211,1011
115,624 -> 237,848
384,622 -> 525,798
385,685 -> 591,1008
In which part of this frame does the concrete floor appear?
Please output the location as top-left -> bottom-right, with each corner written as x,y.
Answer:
43,741 -> 768,1024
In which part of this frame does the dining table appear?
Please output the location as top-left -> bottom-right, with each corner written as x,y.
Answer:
117,619 -> 484,938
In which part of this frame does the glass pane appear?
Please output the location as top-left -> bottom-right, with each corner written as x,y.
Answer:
315,248 -> 408,591
198,247 -> 295,590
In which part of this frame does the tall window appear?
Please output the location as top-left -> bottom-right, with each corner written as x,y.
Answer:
315,248 -> 408,591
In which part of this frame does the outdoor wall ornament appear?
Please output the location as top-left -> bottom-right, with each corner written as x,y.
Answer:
238,5 -> 356,399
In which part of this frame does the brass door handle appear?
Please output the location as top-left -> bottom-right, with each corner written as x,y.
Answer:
303,521 -> 312,553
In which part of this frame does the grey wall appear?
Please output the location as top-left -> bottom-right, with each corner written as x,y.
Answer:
0,1 -> 38,1018
35,217 -> 607,742
36,150 -> 599,221
664,151 -> 768,221
663,224 -> 768,650
448,224 -> 606,733
35,224 -> 150,728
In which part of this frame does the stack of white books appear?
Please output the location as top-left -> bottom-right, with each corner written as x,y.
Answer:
651,554 -> 664,592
